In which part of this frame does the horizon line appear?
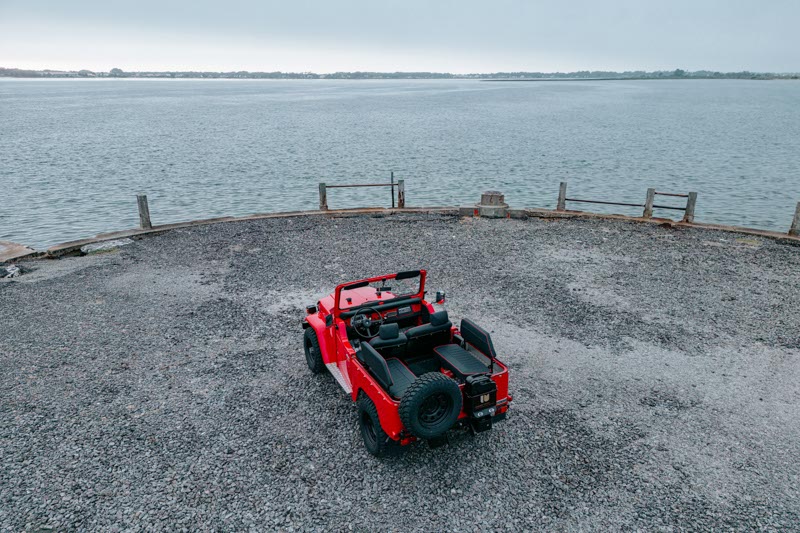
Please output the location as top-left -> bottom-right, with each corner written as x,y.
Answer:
2,66 -> 799,78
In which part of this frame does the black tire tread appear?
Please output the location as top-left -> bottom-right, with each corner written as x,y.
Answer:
304,327 -> 325,374
358,395 -> 399,457
398,372 -> 462,440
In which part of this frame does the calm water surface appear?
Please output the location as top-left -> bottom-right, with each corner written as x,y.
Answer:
2,79 -> 799,249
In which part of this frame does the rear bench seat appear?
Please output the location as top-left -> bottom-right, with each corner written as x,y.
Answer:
433,344 -> 489,380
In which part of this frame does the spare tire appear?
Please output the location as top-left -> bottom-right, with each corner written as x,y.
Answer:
399,372 -> 462,440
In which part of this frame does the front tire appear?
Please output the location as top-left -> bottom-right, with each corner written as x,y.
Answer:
303,327 -> 325,374
399,372 -> 462,440
358,395 -> 398,457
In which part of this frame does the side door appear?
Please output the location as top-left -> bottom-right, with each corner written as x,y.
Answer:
328,316 -> 353,393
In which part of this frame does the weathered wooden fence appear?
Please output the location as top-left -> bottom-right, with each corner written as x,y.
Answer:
132,182 -> 800,238
790,203 -> 800,237
136,195 -> 152,229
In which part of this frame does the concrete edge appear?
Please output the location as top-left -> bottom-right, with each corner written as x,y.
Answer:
9,205 -> 799,262
0,241 -> 40,262
37,207 -> 459,258
521,208 -> 800,243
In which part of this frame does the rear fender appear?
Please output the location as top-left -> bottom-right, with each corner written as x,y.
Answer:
349,359 -> 404,439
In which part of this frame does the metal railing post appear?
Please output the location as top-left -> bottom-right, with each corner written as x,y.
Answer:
319,183 -> 328,210
683,192 -> 697,223
643,188 -> 655,218
137,194 -> 152,229
390,171 -> 395,208
557,182 -> 567,211
790,202 -> 800,236
397,180 -> 405,208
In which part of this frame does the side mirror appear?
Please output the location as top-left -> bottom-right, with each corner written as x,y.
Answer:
435,291 -> 446,304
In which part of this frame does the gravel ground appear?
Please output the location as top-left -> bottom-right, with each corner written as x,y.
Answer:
1,213 -> 799,531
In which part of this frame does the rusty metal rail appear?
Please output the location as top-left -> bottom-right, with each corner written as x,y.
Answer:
325,184 -> 395,188
564,198 -> 644,208
557,182 -> 698,222
319,176 -> 405,210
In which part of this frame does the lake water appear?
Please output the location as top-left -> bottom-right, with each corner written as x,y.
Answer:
2,78 -> 799,249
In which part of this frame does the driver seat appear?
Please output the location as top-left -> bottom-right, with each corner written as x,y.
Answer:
369,324 -> 407,353
405,310 -> 452,354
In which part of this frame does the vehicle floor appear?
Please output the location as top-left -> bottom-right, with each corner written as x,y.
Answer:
404,352 -> 441,376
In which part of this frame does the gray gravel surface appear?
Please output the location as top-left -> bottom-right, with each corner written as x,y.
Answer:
1,213 -> 799,531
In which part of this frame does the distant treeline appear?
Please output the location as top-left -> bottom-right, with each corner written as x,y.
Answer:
1,67 -> 798,80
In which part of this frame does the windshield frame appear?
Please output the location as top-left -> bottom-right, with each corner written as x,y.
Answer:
333,270 -> 426,316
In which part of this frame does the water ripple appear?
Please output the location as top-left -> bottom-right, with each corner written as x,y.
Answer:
1,78 -> 799,248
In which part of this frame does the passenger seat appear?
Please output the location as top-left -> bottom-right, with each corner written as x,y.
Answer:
405,310 -> 452,354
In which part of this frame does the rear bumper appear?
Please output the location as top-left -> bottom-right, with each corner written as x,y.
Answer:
468,395 -> 510,433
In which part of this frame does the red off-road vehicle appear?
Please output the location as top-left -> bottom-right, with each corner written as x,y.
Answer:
302,270 -> 511,456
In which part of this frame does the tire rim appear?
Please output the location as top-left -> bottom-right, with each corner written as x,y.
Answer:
362,412 -> 377,447
418,393 -> 453,428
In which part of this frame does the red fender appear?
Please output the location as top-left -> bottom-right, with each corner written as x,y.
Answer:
303,314 -> 336,365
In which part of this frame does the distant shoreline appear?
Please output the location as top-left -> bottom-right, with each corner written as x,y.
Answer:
480,77 -> 797,82
1,67 -> 798,81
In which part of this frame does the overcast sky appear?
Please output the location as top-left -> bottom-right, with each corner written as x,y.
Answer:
1,0 -> 797,73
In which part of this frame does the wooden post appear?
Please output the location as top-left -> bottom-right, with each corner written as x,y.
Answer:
643,188 -> 655,219
390,171 -> 395,209
397,180 -> 405,208
683,192 -> 697,223
557,182 -> 567,211
319,183 -> 328,210
137,195 -> 152,229
790,202 -> 800,236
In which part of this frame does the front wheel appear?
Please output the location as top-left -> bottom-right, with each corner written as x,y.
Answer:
303,327 -> 325,374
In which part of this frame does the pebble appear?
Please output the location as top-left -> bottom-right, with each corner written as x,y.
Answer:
1,214 -> 798,531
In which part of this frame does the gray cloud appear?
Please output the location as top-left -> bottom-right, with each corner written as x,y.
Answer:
1,0 -> 797,72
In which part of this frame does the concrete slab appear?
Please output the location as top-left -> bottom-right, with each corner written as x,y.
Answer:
43,207 -> 459,257
15,204 -> 800,261
0,241 -> 37,262
80,238 -> 135,255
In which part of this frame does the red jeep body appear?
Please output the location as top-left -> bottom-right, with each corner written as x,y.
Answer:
302,270 -> 511,454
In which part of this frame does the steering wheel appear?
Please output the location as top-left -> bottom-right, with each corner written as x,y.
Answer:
350,307 -> 384,339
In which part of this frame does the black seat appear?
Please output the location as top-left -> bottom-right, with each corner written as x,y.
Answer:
434,344 -> 489,380
385,359 -> 416,398
460,318 -> 497,358
369,323 -> 407,351
405,310 -> 452,353
358,343 -> 416,399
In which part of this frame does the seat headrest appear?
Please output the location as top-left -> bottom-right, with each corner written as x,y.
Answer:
430,310 -> 449,327
378,323 -> 400,340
